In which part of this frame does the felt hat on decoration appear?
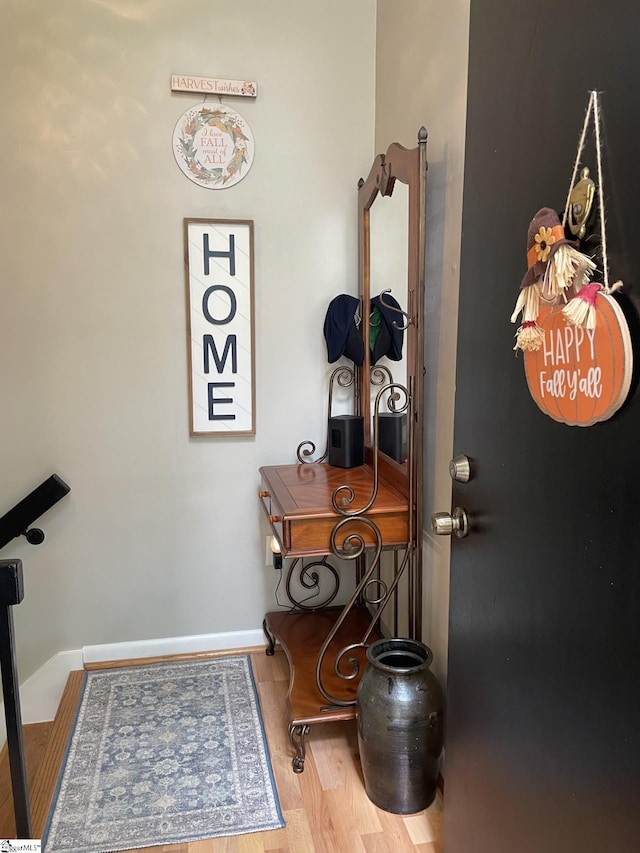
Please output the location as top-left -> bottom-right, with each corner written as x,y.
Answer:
323,294 -> 364,365
520,207 -> 578,290
370,293 -> 405,364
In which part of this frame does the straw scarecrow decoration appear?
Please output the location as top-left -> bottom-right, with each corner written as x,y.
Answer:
511,207 -> 596,351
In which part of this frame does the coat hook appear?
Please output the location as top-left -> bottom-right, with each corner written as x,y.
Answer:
379,289 -> 412,330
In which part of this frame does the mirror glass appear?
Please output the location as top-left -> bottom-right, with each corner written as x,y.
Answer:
368,181 -> 409,463
369,181 -> 409,430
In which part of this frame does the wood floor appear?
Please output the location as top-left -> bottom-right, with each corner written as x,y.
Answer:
0,649 -> 443,852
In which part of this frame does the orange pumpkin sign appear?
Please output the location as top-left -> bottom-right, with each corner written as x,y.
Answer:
523,293 -> 632,426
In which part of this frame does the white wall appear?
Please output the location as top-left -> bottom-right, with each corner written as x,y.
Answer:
375,0 -> 470,686
0,0 -> 376,680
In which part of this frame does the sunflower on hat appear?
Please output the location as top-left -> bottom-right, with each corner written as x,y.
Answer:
532,225 -> 556,264
511,207 -> 596,351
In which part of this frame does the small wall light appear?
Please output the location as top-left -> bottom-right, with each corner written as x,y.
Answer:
270,535 -> 283,571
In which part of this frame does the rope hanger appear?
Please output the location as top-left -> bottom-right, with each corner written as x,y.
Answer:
562,90 -> 620,294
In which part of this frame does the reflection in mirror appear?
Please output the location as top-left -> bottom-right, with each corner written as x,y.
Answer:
369,181 -> 409,463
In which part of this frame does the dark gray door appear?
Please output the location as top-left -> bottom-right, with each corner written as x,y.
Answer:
444,2 -> 640,851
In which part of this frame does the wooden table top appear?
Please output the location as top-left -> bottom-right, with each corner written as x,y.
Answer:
259,461 -> 409,520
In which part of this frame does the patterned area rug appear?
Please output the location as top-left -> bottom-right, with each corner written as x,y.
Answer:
43,656 -> 284,852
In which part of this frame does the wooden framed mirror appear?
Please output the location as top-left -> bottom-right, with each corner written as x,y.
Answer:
359,132 -> 427,467
358,129 -> 428,637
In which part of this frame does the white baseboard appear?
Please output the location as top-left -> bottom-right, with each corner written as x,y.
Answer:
0,628 -> 266,746
81,628 -> 265,665
0,649 -> 84,747
21,649 -> 84,725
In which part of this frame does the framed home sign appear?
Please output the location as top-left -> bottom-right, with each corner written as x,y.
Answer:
184,218 -> 255,435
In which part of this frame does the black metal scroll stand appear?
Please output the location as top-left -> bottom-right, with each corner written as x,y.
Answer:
0,558 -> 32,838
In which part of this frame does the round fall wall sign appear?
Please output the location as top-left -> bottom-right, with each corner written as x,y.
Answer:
523,293 -> 633,426
173,103 -> 254,189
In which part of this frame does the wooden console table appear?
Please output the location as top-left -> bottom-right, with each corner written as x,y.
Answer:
259,459 -> 409,771
258,460 -> 409,558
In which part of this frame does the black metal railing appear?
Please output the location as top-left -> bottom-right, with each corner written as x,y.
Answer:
0,474 -> 70,551
0,474 -> 71,837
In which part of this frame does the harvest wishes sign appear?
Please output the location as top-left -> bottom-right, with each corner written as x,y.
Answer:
523,295 -> 632,427
184,219 -> 255,435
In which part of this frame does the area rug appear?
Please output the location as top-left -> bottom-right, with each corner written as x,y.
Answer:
43,656 -> 284,852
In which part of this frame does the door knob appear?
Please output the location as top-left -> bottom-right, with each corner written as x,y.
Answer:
431,507 -> 470,538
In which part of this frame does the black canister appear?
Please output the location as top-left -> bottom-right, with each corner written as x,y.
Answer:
356,637 -> 443,814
